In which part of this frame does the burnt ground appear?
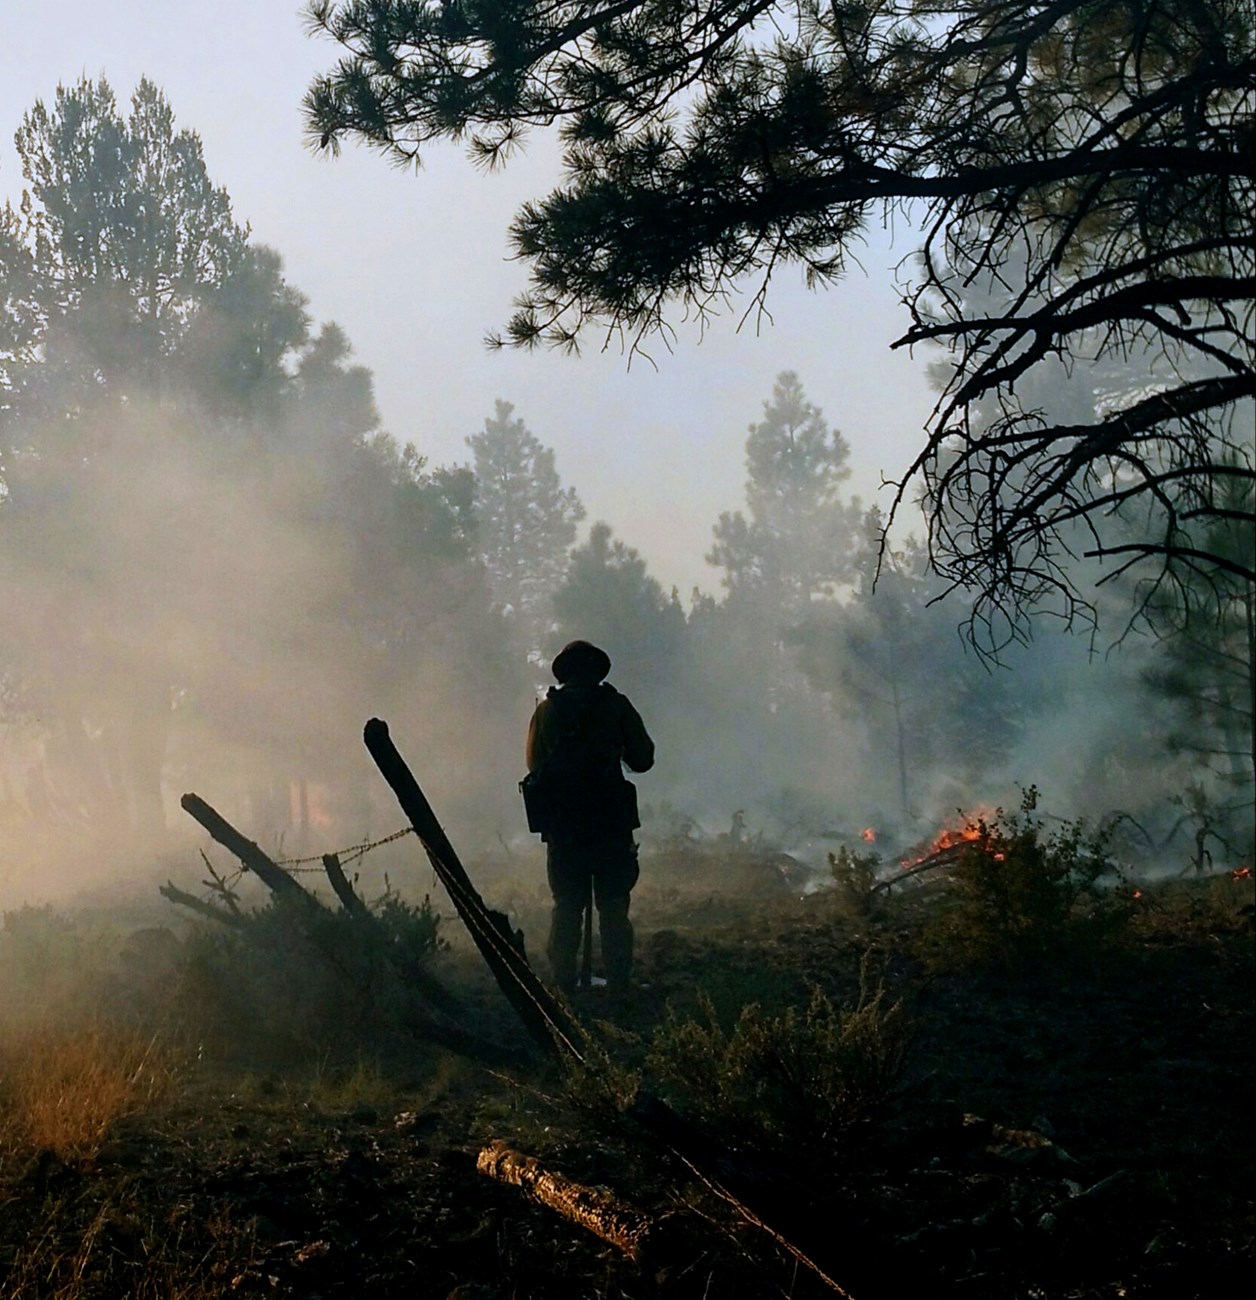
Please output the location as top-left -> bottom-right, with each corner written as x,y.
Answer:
0,870 -> 1252,1300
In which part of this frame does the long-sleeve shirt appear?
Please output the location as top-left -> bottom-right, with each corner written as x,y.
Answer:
526,681 -> 655,775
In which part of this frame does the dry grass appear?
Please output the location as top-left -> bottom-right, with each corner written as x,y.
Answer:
0,1018 -> 176,1161
0,1198 -> 256,1300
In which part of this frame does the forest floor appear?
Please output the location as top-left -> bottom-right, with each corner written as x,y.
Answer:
0,857 -> 1252,1300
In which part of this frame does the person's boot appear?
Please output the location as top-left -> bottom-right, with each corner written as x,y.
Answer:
547,900 -> 582,997
600,900 -> 634,995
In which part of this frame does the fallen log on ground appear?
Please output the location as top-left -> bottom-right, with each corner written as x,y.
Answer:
476,1141 -> 675,1264
869,844 -> 966,894
363,717 -> 585,1062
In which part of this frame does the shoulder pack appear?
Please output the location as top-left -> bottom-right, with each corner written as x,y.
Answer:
520,689 -> 639,837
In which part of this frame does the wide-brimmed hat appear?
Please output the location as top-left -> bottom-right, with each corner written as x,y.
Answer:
551,640 -> 611,684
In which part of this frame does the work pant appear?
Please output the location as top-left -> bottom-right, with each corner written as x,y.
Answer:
545,831 -> 639,994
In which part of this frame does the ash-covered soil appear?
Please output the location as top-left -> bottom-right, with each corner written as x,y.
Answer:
1,872 -> 1251,1300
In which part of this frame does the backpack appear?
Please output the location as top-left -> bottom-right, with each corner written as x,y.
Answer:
520,688 -> 639,837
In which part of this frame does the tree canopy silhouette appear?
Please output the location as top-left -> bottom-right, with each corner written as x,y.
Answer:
0,76 -> 516,842
305,0 -> 1254,646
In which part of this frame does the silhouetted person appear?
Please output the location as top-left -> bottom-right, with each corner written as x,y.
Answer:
524,641 -> 654,995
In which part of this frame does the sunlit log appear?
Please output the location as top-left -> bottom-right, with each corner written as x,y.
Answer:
476,1140 -> 666,1263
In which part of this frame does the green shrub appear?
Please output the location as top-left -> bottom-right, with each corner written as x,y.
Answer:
924,788 -> 1128,970
828,845 -> 883,920
174,888 -> 446,1062
0,906 -> 117,1021
644,963 -> 908,1160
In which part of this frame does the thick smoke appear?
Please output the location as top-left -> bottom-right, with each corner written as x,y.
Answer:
1,79 -> 1250,915
0,385 -> 532,908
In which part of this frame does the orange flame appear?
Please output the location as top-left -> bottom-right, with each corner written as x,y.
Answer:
898,808 -> 997,867
861,827 -> 877,843
931,825 -> 984,853
1233,866 -> 1253,881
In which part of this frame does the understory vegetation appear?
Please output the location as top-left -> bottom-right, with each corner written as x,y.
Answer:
919,790 -> 1133,970
174,888 -> 446,1060
1,820 -> 1251,1299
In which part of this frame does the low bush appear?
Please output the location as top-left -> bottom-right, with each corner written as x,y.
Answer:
828,844 -> 884,921
0,906 -> 116,1021
174,887 -> 446,1062
1127,869 -> 1255,940
644,961 -> 908,1161
922,788 -> 1129,970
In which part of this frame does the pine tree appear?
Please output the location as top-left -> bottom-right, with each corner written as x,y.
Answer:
307,0 -> 1256,641
709,372 -> 860,626
552,521 -> 685,700
0,77 -> 517,849
468,400 -> 585,658
1138,473 -> 1256,808
6,76 -> 248,414
795,509 -> 1023,823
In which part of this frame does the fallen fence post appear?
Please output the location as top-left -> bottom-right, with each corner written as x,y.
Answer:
180,793 -> 320,907
322,852 -> 370,918
363,717 -> 585,1062
174,792 -> 500,1060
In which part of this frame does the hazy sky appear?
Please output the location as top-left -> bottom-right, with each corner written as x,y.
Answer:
0,1 -> 937,596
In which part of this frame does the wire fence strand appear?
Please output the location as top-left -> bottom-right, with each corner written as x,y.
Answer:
200,826 -> 417,898
273,826 -> 416,871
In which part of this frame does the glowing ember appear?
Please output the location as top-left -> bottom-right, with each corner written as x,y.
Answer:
1133,889 -> 1144,899
1233,866 -> 1252,881
861,827 -> 876,843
